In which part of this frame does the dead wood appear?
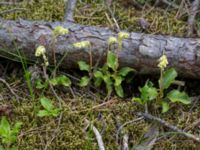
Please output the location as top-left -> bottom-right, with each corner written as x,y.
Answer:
0,19 -> 200,78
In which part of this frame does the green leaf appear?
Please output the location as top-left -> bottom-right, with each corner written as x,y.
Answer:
78,61 -> 90,72
167,90 -> 190,104
94,78 -> 103,87
9,146 -> 18,150
40,97 -> 54,111
36,79 -> 48,89
101,64 -> 109,74
49,75 -> 71,87
159,68 -> 177,89
139,82 -> 158,103
94,71 -> 104,87
94,71 -> 104,79
132,97 -> 143,104
12,122 -> 22,134
107,51 -> 118,71
103,75 -> 113,95
37,110 -> 51,117
119,67 -> 134,77
115,85 -> 124,97
113,75 -> 123,86
79,76 -> 90,87
51,109 -> 61,117
0,117 -> 10,136
162,102 -> 170,113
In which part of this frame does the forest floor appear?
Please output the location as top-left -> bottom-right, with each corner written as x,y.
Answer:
0,0 -> 200,149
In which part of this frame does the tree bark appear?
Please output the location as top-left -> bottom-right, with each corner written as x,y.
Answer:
0,19 -> 200,78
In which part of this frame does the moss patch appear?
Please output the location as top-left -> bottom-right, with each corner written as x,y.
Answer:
0,0 -> 188,36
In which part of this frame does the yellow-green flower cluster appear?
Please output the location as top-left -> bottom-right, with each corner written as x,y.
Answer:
118,32 -> 129,40
73,41 -> 91,49
35,45 -> 49,66
108,37 -> 118,45
107,32 -> 129,49
53,26 -> 69,37
35,45 -> 46,57
158,55 -> 168,70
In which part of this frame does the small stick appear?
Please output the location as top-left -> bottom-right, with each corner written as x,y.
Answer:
64,0 -> 77,22
137,112 -> 200,143
116,117 -> 144,142
42,66 -> 62,108
161,0 -> 179,9
44,112 -> 63,150
122,134 -> 129,150
0,8 -> 26,15
105,4 -> 120,31
0,2 -> 21,5
85,119 -> 105,150
0,77 -> 20,102
184,118 -> 200,131
187,0 -> 200,36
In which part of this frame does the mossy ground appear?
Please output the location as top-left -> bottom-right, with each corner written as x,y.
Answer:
0,0 -> 190,36
0,0 -> 200,149
1,77 -> 200,149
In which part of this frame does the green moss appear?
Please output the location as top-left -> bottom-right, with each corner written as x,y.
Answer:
0,0 -> 198,149
0,0 -> 188,36
0,84 -> 200,149
0,0 -> 65,21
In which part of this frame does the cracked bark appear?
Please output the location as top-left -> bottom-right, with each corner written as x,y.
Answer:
0,19 -> 200,78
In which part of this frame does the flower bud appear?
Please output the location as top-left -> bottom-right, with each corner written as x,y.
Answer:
73,41 -> 91,49
35,45 -> 46,57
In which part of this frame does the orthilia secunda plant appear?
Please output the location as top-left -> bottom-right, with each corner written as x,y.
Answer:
51,26 -> 69,71
133,54 -> 190,113
77,32 -> 135,98
34,44 -> 71,91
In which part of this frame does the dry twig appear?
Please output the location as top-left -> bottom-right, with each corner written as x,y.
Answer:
42,66 -> 62,108
161,0 -> 179,9
0,77 -> 20,102
85,119 -> 105,150
0,8 -> 26,15
122,134 -> 129,150
64,0 -> 77,22
137,112 -> 200,143
0,2 -> 21,5
187,0 -> 200,36
116,117 -> 144,142
44,112 -> 63,150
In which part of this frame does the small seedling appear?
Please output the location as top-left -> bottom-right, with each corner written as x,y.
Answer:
0,117 -> 22,148
133,55 -> 190,113
37,97 -> 61,117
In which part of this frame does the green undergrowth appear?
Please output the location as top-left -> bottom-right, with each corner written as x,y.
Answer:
0,0 -> 188,36
0,88 -> 200,149
0,0 -> 200,149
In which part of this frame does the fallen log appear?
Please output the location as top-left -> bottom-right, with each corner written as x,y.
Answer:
0,19 -> 200,78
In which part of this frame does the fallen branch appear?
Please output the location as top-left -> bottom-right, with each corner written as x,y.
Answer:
1,19 -> 200,78
137,112 -> 200,143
